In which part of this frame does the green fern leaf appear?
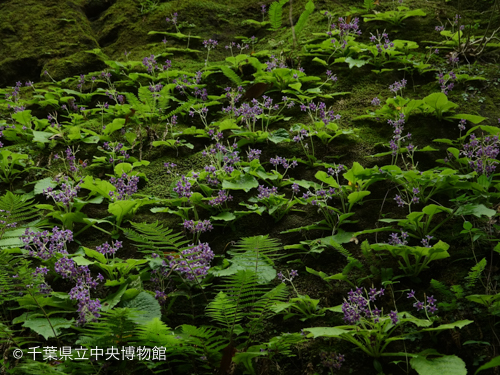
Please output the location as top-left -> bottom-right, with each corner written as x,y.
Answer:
294,0 -> 315,37
220,66 -> 242,86
124,221 -> 190,254
465,258 -> 486,289
269,1 -> 288,30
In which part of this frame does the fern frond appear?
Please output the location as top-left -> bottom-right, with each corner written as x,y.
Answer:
124,91 -> 144,109
0,191 -> 40,225
249,283 -> 288,321
326,238 -> 353,259
220,66 -> 242,86
294,0 -> 315,37
166,99 -> 197,118
135,317 -> 176,346
206,291 -> 241,331
124,221 -> 190,254
0,191 -> 46,249
430,278 -> 453,298
208,270 -> 287,338
229,235 -> 282,269
465,258 -> 486,289
180,324 -> 228,353
78,308 -> 139,347
269,0 -> 290,30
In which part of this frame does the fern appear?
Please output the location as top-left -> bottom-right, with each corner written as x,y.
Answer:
328,238 -> 354,259
206,270 -> 287,338
465,258 -> 487,289
220,65 -> 243,86
294,0 -> 315,37
123,221 -> 190,254
0,191 -> 46,249
77,308 -> 139,347
229,235 -> 283,271
166,99 -> 197,118
135,317 -> 176,346
269,0 -> 290,31
180,324 -> 228,356
430,278 -> 453,298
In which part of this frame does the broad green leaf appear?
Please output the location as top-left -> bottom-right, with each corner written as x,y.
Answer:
211,212 -> 236,221
304,327 -> 350,338
84,247 -> 107,264
222,174 -> 259,192
348,191 -> 371,206
120,291 -> 161,324
23,318 -> 74,340
455,204 -> 496,218
32,131 -> 54,143
410,354 -> 466,375
344,57 -> 368,68
33,177 -> 58,195
475,355 -> 500,374
268,128 -> 290,144
446,114 -> 486,124
101,283 -> 129,312
420,320 -> 473,332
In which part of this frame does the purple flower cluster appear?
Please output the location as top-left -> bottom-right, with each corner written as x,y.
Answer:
183,219 -> 213,234
458,133 -> 499,176
21,227 -> 73,260
202,39 -> 218,49
458,119 -> 467,132
438,71 -> 456,95
173,71 -> 203,96
257,185 -> 278,199
247,148 -> 262,161
320,351 -> 345,371
173,175 -> 193,197
109,173 -> 139,201
165,12 -> 178,26
388,113 -> 413,156
166,242 -> 214,281
394,187 -> 419,208
102,142 -> 130,162
43,176 -> 82,209
388,231 -> 409,246
270,156 -> 298,169
96,240 -> 123,256
389,79 -> 407,96
0,209 -> 17,229
202,141 -> 240,175
407,290 -> 438,314
293,128 -> 309,142
142,55 -> 161,74
371,97 -> 381,106
233,100 -> 263,130
277,269 -> 298,283
421,235 -> 433,247
370,31 -> 395,54
55,257 -> 104,325
342,287 -> 398,324
208,190 -> 233,206
300,101 -> 341,126
327,16 -> 361,49
203,165 -> 219,186
265,54 -> 287,72
163,162 -> 177,174
327,164 -> 346,177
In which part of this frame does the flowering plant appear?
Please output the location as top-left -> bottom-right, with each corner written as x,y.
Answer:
305,287 -> 472,358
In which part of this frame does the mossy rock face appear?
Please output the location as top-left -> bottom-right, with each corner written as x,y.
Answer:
0,0 -> 100,86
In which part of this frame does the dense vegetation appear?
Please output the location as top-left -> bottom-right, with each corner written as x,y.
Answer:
0,0 -> 500,374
